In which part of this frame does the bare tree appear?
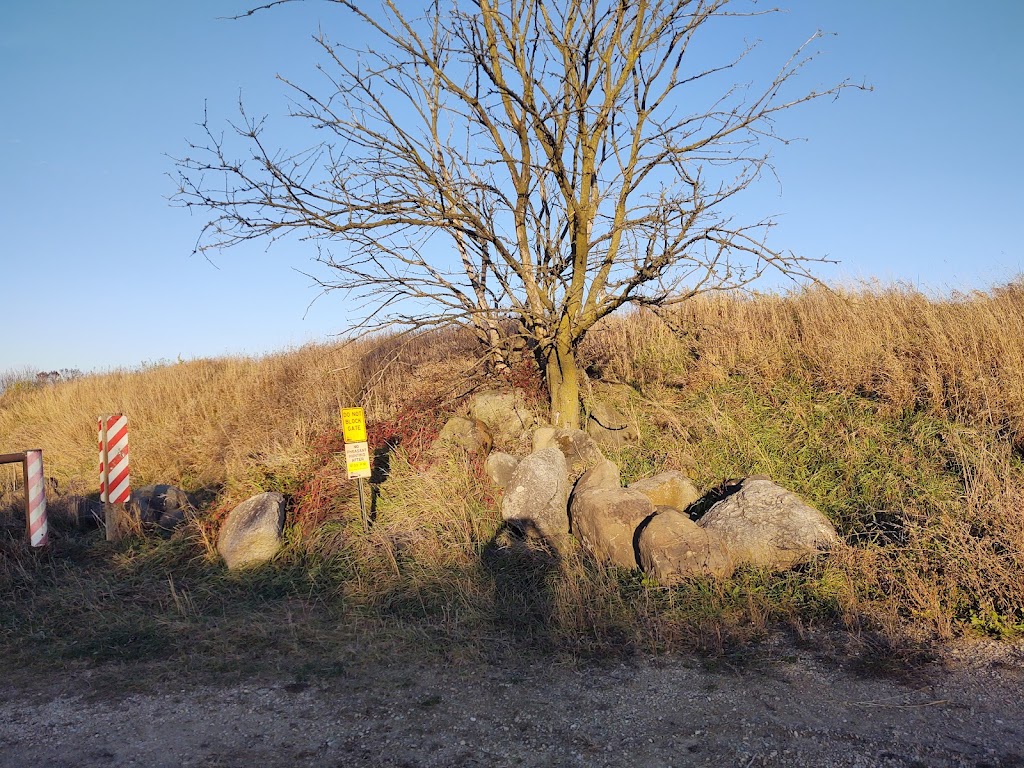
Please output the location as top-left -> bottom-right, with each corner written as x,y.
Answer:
174,0 -> 864,429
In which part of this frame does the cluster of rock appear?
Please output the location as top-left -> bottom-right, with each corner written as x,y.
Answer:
206,385 -> 629,571
443,387 -> 842,583
57,483 -> 195,535
129,484 -> 195,532
96,385 -> 837,577
59,480 -> 287,572
41,383 -> 841,582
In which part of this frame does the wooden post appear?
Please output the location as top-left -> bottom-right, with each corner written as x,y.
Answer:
100,417 -> 114,541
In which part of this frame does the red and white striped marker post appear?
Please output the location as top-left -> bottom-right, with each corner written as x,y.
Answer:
98,414 -> 131,541
24,449 -> 48,548
0,450 -> 48,547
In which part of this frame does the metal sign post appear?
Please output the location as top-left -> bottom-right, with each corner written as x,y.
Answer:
341,408 -> 372,531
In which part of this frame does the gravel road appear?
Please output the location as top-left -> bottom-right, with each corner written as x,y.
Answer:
1,639 -> 1022,767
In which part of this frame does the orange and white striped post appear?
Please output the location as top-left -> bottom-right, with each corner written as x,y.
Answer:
24,449 -> 48,548
98,414 -> 131,541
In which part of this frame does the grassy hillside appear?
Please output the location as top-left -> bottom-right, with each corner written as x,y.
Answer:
2,283 -> 1023,675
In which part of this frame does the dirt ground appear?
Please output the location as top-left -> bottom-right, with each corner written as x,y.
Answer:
1,637 -> 1022,768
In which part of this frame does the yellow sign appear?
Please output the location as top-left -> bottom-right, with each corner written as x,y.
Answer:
345,441 -> 372,479
341,407 -> 367,443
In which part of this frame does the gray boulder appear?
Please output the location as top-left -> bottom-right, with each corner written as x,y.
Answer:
484,451 -> 521,489
435,416 -> 493,456
570,486 -> 654,570
638,509 -> 734,582
533,427 -> 604,475
129,484 -> 194,531
698,478 -> 841,570
217,492 -> 286,570
628,471 -> 700,512
500,447 -> 570,550
586,399 -> 638,450
468,388 -> 537,445
573,458 -> 621,494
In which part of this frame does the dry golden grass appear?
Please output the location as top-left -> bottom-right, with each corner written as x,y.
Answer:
0,329 -> 482,499
2,281 -> 1023,668
583,280 -> 1024,446
580,280 -> 1024,641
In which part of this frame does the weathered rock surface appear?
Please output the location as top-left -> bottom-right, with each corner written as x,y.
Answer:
217,492 -> 286,570
573,458 -> 621,494
570,486 -> 654,569
500,448 -> 570,549
629,471 -> 701,512
586,399 -> 638,450
698,478 -> 841,570
532,427 -> 604,474
129,484 -> 194,531
484,452 -> 520,489
468,388 -> 537,445
436,416 -> 493,456
638,509 -> 734,582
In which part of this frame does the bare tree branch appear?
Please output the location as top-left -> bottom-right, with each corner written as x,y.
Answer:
172,0 -> 868,427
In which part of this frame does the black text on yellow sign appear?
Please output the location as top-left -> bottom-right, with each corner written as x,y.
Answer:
341,407 -> 367,443
345,441 -> 372,479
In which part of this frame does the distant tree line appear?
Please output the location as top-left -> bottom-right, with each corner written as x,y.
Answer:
0,368 -> 83,396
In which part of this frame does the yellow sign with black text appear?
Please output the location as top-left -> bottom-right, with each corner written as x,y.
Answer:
341,407 -> 367,443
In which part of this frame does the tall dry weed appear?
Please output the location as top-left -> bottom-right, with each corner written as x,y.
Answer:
4,281 -> 1024,656
0,326 -> 485,499
584,281 -> 1024,446
0,346 -> 356,489
580,281 -> 1024,641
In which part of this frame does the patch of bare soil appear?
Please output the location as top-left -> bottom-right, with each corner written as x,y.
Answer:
1,637 -> 1022,768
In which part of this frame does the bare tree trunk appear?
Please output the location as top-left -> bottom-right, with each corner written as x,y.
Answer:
543,328 -> 581,430
485,322 -> 511,376
174,1 -> 865,390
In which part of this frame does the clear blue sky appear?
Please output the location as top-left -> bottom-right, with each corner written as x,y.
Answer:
2,1 -> 1021,374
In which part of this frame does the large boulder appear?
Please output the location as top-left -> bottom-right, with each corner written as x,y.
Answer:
435,416 -> 493,456
484,451 -> 521,489
698,478 -> 841,570
129,484 -> 195,532
586,399 -> 638,450
468,388 -> 538,446
628,471 -> 700,512
533,427 -> 605,475
638,509 -> 734,582
500,448 -> 570,550
573,458 -> 621,494
217,492 -> 286,570
570,486 -> 654,570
